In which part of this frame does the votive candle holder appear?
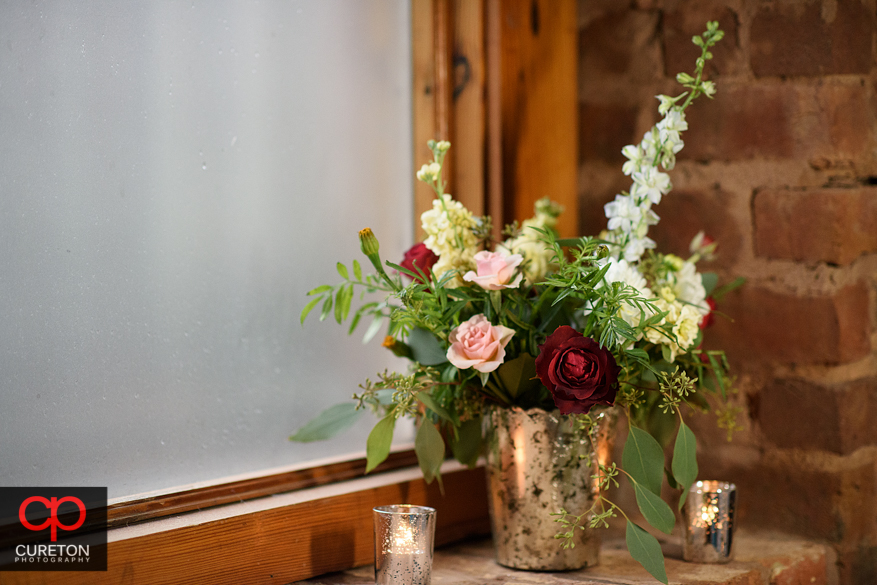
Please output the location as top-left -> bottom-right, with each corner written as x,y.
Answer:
682,480 -> 737,563
373,505 -> 436,585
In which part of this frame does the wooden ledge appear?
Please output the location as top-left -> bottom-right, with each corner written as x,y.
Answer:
296,531 -> 835,584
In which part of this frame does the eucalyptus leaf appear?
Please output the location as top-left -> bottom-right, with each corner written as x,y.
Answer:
622,426 -> 665,495
417,392 -> 454,424
365,414 -> 396,473
625,521 -> 669,585
672,420 -> 699,509
633,482 -> 675,535
408,327 -> 448,366
450,417 -> 483,467
701,272 -> 719,296
415,420 -> 445,484
289,403 -> 362,443
495,353 -> 539,400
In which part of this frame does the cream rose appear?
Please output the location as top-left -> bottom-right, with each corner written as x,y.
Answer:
446,314 -> 515,373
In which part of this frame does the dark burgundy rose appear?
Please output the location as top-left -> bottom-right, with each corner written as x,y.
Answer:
535,326 -> 620,415
400,243 -> 439,284
699,297 -> 718,329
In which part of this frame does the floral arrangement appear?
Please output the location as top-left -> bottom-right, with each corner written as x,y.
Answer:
293,22 -> 740,584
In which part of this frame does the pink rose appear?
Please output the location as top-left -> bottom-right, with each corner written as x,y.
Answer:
446,314 -> 515,373
463,251 -> 523,290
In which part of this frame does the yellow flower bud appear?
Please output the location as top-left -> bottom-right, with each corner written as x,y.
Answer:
359,227 -> 380,257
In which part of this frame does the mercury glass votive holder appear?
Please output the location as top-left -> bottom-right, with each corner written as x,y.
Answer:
373,505 -> 436,585
682,480 -> 737,563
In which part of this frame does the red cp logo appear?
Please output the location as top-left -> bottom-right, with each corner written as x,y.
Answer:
19,496 -> 86,542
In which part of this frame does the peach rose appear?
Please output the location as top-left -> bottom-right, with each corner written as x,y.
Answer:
446,314 -> 515,373
463,251 -> 523,290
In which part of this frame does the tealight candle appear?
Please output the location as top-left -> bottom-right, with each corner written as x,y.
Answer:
682,480 -> 737,563
373,505 -> 436,585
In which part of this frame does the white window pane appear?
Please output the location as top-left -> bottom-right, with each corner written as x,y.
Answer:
0,0 -> 413,499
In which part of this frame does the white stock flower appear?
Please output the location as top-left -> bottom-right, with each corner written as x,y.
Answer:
644,299 -> 700,361
701,81 -> 716,97
622,236 -> 655,263
631,167 -> 671,205
421,193 -> 478,287
670,260 -> 709,315
604,194 -> 643,234
622,144 -> 644,176
601,259 -> 653,337
656,95 -> 676,115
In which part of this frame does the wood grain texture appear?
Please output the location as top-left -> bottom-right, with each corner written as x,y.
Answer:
1,465 -> 490,585
489,0 -> 578,237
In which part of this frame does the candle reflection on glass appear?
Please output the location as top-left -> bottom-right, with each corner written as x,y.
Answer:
373,505 -> 436,585
682,481 -> 737,563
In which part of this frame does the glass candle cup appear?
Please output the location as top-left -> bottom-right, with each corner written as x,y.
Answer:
373,505 -> 436,585
682,480 -> 737,563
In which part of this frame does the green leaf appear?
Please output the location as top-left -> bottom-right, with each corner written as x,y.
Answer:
417,392 -> 454,424
319,296 -> 333,322
352,259 -> 362,281
363,314 -> 384,343
365,414 -> 396,473
336,262 -> 349,280
622,426 -> 665,495
625,521 -> 669,585
333,288 -> 344,324
489,290 -> 502,316
633,482 -> 675,535
701,272 -> 719,296
306,284 -> 333,296
479,371 -> 490,387
450,417 -> 483,467
495,353 -> 539,400
661,343 -> 672,363
300,297 -> 322,326
415,420 -> 445,483
712,276 -> 746,302
665,467 -> 681,490
408,327 -> 448,366
672,420 -> 699,510
624,347 -> 650,366
289,403 -> 363,442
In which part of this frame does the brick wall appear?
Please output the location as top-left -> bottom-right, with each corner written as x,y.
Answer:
577,1 -> 877,582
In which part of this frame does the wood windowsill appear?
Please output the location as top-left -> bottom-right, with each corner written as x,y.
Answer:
295,531 -> 835,584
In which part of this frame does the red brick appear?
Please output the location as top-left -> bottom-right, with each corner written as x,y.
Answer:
663,5 -> 740,78
698,456 -> 876,544
579,11 -> 635,75
759,377 -> 877,454
751,0 -> 875,77
650,187 -> 743,269
681,84 -> 796,161
836,543 -> 877,585
813,83 -> 872,162
705,283 -> 871,365
579,103 -> 639,164
754,188 -> 877,265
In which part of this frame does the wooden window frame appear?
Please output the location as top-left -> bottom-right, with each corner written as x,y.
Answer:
3,1 -> 577,583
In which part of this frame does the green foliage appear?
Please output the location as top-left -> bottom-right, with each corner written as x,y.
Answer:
632,483 -> 675,535
288,403 -> 363,443
673,420 -> 699,509
365,414 -> 396,473
626,521 -> 669,585
623,426 -> 665,495
415,420 -> 445,484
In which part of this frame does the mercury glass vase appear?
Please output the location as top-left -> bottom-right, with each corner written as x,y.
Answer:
483,405 -> 618,571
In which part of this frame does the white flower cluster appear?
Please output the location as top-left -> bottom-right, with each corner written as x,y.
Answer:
421,193 -> 478,288
597,97 -> 715,359
604,98 -> 690,264
500,198 -> 563,285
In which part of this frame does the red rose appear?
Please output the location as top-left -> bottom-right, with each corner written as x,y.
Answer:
535,326 -> 620,415
400,243 -> 439,284
699,297 -> 718,329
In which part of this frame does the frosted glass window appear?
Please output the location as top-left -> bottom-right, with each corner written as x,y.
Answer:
0,0 -> 413,499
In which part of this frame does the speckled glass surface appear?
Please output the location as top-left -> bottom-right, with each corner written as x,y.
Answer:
373,505 -> 436,585
484,406 -> 618,571
683,481 -> 737,563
